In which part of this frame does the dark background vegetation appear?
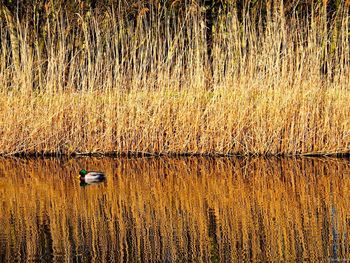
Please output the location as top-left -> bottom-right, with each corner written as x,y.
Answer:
1,1 -> 347,48
1,1 -> 346,28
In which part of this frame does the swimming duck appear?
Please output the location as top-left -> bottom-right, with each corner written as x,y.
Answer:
79,169 -> 105,182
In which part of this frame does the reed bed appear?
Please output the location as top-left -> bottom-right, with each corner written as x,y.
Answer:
0,2 -> 350,156
1,157 -> 350,261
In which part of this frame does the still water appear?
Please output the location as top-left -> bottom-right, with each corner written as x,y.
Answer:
0,157 -> 350,262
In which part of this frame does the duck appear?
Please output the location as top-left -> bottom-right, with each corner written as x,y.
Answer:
79,169 -> 106,183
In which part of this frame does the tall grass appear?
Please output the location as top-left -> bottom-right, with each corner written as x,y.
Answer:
0,2 -> 350,155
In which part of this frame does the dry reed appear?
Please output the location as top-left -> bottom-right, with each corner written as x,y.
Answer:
0,2 -> 350,156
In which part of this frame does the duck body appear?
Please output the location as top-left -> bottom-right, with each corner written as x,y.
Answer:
79,169 -> 105,182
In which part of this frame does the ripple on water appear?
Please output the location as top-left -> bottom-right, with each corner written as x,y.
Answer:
0,157 -> 350,262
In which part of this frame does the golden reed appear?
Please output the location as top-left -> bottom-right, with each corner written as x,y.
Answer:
0,2 -> 349,156
1,157 -> 350,261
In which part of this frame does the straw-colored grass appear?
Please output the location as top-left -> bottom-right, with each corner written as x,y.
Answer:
0,2 -> 350,156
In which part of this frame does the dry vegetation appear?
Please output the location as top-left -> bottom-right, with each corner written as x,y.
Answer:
1,157 -> 350,261
0,1 -> 350,156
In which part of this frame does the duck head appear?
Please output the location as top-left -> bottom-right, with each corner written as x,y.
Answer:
79,169 -> 88,177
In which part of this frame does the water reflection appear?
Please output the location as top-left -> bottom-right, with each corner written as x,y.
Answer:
0,157 -> 350,262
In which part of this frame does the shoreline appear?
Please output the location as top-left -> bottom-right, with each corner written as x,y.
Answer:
1,151 -> 349,159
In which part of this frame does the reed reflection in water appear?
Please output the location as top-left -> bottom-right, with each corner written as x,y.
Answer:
1,157 -> 350,262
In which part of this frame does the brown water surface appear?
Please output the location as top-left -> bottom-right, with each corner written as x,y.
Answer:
1,157 -> 350,262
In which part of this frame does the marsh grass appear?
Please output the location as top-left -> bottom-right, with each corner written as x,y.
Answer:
0,2 -> 350,156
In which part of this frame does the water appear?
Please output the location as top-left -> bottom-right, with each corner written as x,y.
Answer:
0,157 -> 350,262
